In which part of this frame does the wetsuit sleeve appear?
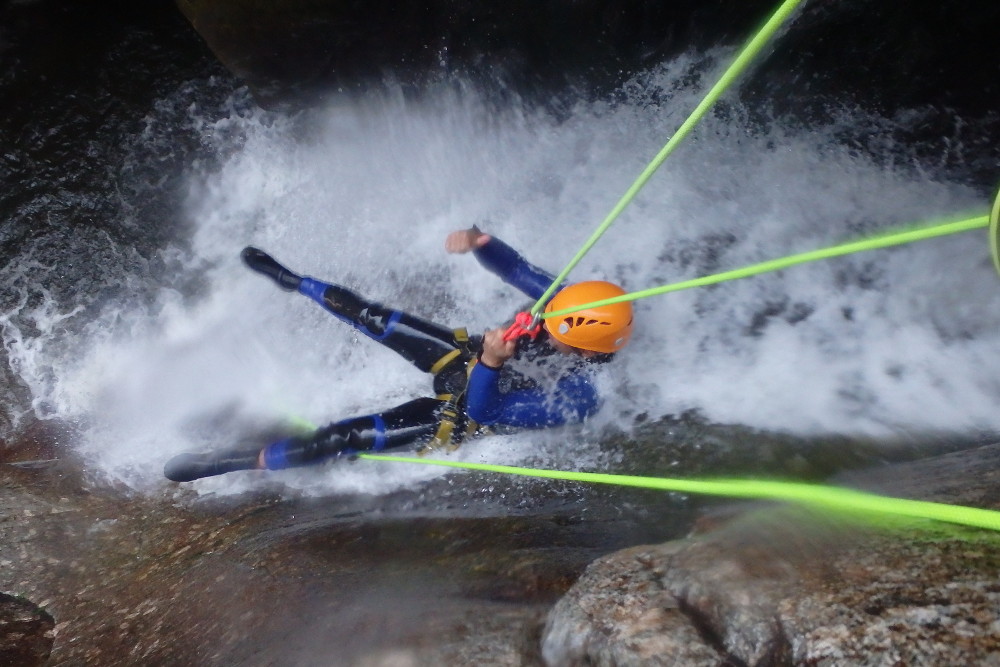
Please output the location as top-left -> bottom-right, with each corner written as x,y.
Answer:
465,363 -> 600,428
473,236 -> 559,300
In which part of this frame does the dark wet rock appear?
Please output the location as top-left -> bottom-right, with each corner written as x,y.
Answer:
0,445 -> 685,664
0,593 -> 54,667
172,0 -> 1000,190
0,418 -> 80,467
172,0 -> 1000,114
173,0 -> 770,106
542,443 -> 1000,666
603,410 -> 992,482
4,412 -> 999,664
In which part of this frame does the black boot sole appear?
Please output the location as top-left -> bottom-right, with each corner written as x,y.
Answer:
241,247 -> 303,291
164,450 -> 261,482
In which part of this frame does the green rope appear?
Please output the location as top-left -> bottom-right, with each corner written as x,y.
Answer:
359,453 -> 1000,532
989,186 -> 1000,277
531,0 -> 807,316
543,214 -> 989,319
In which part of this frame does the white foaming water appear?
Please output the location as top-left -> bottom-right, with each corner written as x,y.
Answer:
15,54 -> 1000,494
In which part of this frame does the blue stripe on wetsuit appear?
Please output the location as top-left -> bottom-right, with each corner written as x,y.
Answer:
465,363 -> 600,428
298,277 -> 401,341
263,437 -> 293,470
298,277 -> 341,317
263,415 -> 388,469
371,415 -> 387,450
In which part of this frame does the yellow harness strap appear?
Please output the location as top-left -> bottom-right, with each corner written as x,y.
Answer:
422,355 -> 479,455
428,328 -> 471,376
429,349 -> 462,376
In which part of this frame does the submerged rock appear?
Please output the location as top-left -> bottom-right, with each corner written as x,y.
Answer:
542,443 -> 1000,666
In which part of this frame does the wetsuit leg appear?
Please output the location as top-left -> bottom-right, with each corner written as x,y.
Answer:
261,397 -> 443,470
297,278 -> 467,373
242,247 -> 473,373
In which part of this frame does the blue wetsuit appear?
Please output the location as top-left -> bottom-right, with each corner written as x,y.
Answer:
261,236 -> 604,471
465,239 -> 601,428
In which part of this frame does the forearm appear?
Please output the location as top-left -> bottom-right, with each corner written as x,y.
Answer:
473,236 -> 559,300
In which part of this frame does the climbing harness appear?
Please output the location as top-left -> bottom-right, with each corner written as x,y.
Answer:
423,327 -> 482,454
429,349 -> 463,376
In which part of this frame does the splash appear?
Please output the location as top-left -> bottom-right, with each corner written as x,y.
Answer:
7,51 -> 1000,493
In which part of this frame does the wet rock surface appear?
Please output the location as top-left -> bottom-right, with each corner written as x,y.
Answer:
173,0 -> 772,105
3,2 -> 1000,665
173,0 -> 1000,190
0,428 -> 691,665
173,0 -> 1000,114
0,592 -> 54,667
542,443 -> 1000,666
2,422 -> 999,665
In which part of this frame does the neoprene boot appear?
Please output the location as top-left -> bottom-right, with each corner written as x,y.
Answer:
242,247 -> 303,291
163,448 -> 262,482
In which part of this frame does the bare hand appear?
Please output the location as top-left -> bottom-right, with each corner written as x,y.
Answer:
445,227 -> 491,254
479,327 -> 517,368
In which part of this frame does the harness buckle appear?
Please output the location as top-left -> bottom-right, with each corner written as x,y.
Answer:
421,407 -> 461,455
421,352 -> 482,457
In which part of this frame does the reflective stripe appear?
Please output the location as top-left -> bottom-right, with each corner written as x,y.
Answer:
300,278 -> 353,326
263,437 -> 293,470
372,415 -> 387,451
369,310 -> 402,341
430,349 -> 462,375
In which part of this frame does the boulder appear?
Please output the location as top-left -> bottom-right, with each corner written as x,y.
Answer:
172,0 -> 787,105
542,444 -> 1000,666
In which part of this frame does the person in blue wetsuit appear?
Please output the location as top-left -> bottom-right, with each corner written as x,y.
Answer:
164,227 -> 634,482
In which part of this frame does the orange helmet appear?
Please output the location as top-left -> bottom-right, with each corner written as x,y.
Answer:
543,281 -> 633,353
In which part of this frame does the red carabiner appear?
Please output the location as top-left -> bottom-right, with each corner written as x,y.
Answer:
502,311 -> 541,342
